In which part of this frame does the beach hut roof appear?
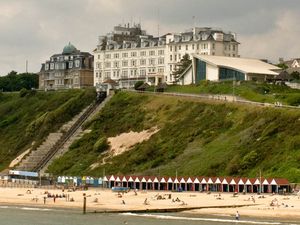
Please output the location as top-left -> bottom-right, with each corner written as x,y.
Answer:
141,177 -> 147,182
179,177 -> 186,183
186,177 -> 193,183
128,176 -> 134,182
115,176 -> 121,182
215,178 -> 221,184
160,177 -> 166,183
254,179 -> 261,185
245,179 -> 252,185
174,178 -> 179,184
221,178 -> 228,184
229,178 -> 237,185
134,177 -> 140,182
201,178 -> 207,184
207,178 -> 213,184
122,176 -> 127,182
262,179 -> 269,185
193,177 -> 200,184
167,177 -> 173,183
274,178 -> 289,185
103,176 -> 108,181
109,175 -> 115,181
153,177 -> 159,182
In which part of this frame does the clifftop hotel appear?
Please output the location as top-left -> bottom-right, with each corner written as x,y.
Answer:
93,23 -> 239,88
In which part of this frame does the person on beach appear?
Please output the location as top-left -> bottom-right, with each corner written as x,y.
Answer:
235,211 -> 240,220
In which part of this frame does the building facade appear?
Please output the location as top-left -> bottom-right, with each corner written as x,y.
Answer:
93,24 -> 239,88
39,43 -> 94,90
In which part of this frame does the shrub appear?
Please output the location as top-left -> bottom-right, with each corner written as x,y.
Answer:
134,81 -> 144,90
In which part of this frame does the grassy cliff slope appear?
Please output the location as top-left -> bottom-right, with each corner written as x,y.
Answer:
48,91 -> 300,182
0,89 -> 96,171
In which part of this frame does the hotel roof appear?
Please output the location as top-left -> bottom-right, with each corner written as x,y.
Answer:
192,54 -> 280,76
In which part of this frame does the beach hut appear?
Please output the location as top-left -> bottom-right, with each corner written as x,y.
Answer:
153,177 -> 159,190
193,177 -> 201,191
160,177 -> 167,190
253,179 -> 261,193
145,177 -> 152,190
214,177 -> 222,192
167,177 -> 174,191
109,175 -> 116,188
229,178 -> 238,192
127,176 -> 134,189
200,177 -> 207,191
141,177 -> 147,190
238,178 -> 246,193
103,176 -> 108,188
245,179 -> 253,193
57,176 -> 62,183
207,178 -> 214,191
221,178 -> 229,192
186,177 -> 194,191
262,179 -> 270,193
134,176 -> 140,189
121,176 -> 128,187
179,177 -> 186,191
174,177 -> 179,191
274,178 -> 290,193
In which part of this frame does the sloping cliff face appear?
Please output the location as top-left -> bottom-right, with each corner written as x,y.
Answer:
0,89 -> 95,171
48,91 -> 300,182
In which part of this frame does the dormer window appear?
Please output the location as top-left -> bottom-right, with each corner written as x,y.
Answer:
75,60 -> 80,67
69,61 -> 73,68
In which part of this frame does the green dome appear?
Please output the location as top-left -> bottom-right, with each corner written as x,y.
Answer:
62,42 -> 77,54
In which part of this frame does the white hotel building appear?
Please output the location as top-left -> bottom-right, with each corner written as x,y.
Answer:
93,24 -> 239,88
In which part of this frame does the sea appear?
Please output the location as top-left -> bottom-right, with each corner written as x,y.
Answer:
0,205 -> 299,225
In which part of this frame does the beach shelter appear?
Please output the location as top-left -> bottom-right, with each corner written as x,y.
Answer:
200,178 -> 207,191
146,177 -> 153,190
221,178 -> 229,192
238,178 -> 246,192
245,179 -> 253,193
179,177 -> 187,191
229,178 -> 238,192
109,175 -> 116,188
122,176 -> 128,187
98,177 -> 103,186
253,179 -> 261,193
207,178 -> 214,191
153,177 -> 159,190
274,178 -> 290,193
262,179 -> 270,193
141,177 -> 147,190
103,176 -> 108,188
160,177 -> 167,190
61,176 -> 66,183
127,176 -> 134,189
134,176 -> 140,189
193,177 -> 201,191
167,177 -> 174,191
214,177 -> 222,192
186,177 -> 194,191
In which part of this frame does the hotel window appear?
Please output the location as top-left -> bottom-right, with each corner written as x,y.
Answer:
75,60 -> 80,67
149,59 -> 155,65
122,60 -> 128,67
170,55 -> 172,61
158,68 -> 164,73
131,52 -> 137,57
158,58 -> 164,65
192,44 -> 194,50
197,44 -> 199,50
228,45 -> 231,50
105,54 -> 111,59
50,63 -> 54,70
232,45 -> 236,51
105,71 -> 111,78
186,45 -> 188,50
55,63 -> 59,70
105,62 -> 111,68
96,72 -> 99,78
131,60 -> 136,66
122,52 -> 128,58
212,43 -> 215,50
178,45 -> 181,50
98,55 -> 100,59
99,72 -> 102,78
140,69 -> 146,76
170,46 -> 172,51
149,50 -> 155,56
174,46 -> 177,51
140,51 -> 146,56
45,64 -> 49,70
114,53 -> 119,59
179,54 -> 181,59
174,55 -> 177,61
158,50 -> 164,55
140,59 -> 146,65
170,65 -> 172,71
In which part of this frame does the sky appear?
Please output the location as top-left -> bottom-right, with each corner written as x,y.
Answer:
0,0 -> 299,75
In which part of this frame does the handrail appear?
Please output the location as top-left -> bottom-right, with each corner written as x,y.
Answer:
33,97 -> 106,172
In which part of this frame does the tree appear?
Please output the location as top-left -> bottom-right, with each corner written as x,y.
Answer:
291,71 -> 300,80
0,71 -> 38,92
277,63 -> 288,70
172,54 -> 192,82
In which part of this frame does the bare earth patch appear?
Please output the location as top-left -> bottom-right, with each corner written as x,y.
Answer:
90,127 -> 159,169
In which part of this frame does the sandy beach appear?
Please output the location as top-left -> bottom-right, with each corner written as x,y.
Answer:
0,187 -> 299,221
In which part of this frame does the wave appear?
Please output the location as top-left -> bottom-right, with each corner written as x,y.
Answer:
122,213 -> 283,225
0,205 -> 53,211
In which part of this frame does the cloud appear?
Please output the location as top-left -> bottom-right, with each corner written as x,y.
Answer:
0,0 -> 299,75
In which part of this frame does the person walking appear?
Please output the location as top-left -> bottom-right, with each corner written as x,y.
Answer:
235,211 -> 240,220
